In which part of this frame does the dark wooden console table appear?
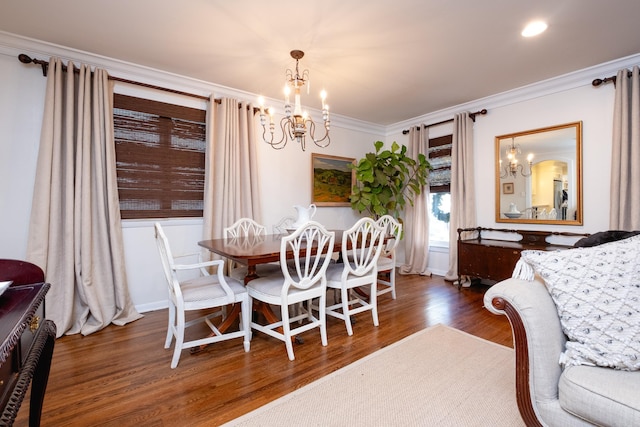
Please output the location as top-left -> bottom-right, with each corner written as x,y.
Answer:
1,283 -> 56,427
457,227 -> 589,288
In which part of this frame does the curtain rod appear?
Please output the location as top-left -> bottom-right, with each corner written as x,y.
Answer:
401,109 -> 487,135
592,69 -> 636,87
18,53 -> 219,103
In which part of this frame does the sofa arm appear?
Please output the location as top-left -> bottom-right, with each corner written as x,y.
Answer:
484,278 -> 568,427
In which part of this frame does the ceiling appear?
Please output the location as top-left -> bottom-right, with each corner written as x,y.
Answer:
2,0 -> 640,126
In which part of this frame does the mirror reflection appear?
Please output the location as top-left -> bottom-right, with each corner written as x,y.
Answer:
495,121 -> 583,225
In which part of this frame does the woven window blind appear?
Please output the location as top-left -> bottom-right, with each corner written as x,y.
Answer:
113,94 -> 206,219
428,134 -> 452,193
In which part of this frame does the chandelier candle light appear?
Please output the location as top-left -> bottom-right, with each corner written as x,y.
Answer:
500,138 -> 533,178
259,50 -> 330,151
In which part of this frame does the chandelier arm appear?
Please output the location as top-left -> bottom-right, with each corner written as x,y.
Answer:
260,116 -> 288,150
517,164 -> 532,177
499,166 -> 508,179
307,119 -> 331,148
260,118 -> 274,145
499,162 -> 532,178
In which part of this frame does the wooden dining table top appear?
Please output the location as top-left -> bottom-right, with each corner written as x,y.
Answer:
198,230 -> 346,268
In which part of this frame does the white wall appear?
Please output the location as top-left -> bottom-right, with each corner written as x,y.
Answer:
473,85 -> 613,232
2,31 -> 638,311
0,50 -> 46,257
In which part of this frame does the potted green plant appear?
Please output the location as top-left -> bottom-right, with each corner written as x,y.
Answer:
349,141 -> 431,219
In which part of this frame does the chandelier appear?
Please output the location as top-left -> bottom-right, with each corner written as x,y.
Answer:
258,50 -> 330,151
500,138 -> 533,178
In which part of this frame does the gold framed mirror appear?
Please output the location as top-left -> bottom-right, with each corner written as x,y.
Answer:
495,121 -> 583,225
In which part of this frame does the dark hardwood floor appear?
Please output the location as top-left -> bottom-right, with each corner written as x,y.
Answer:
15,274 -> 513,427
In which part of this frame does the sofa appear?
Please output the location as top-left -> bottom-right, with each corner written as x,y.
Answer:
484,235 -> 640,426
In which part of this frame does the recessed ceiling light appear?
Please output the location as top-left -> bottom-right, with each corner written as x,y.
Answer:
522,20 -> 548,37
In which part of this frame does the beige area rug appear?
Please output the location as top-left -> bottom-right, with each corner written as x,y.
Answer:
223,324 -> 525,427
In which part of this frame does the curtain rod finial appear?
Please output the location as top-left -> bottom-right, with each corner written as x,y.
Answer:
18,53 -> 48,76
18,53 -> 33,64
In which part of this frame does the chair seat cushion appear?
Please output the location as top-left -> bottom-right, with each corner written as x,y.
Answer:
230,263 -> 283,281
247,274 -> 314,302
324,262 -> 369,285
181,275 -> 245,303
325,262 -> 349,283
377,256 -> 394,270
559,365 -> 640,426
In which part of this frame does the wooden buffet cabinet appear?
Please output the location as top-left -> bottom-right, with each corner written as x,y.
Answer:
457,227 -> 589,287
1,283 -> 55,426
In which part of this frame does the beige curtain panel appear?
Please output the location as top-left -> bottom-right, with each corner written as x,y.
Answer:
26,57 -> 142,337
610,66 -> 640,229
203,97 -> 262,244
445,112 -> 476,284
400,125 -> 432,276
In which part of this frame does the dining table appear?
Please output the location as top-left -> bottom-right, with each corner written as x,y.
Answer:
198,230 -> 346,334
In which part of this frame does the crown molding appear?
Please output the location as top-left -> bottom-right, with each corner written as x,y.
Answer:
0,30 -> 383,136
386,52 -> 640,136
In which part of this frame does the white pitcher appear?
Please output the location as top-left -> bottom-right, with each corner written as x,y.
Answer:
292,204 -> 317,227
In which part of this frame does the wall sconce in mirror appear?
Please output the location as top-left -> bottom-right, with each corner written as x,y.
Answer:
495,121 -> 583,225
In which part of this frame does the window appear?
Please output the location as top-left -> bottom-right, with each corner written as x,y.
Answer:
428,192 -> 450,244
113,94 -> 206,219
428,135 -> 452,245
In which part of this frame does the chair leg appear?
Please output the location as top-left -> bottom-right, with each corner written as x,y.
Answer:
282,304 -> 295,361
370,283 -> 379,327
342,287 -> 353,336
165,303 -> 175,349
171,310 -> 186,369
390,268 -> 396,299
241,297 -> 251,352
376,268 -> 397,300
319,293 -> 328,347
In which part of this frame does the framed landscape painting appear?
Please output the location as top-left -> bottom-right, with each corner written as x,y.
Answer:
311,153 -> 355,206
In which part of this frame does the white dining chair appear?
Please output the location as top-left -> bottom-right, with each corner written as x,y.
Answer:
325,217 -> 385,336
154,223 -> 251,368
224,218 -> 282,281
246,221 -> 335,361
272,216 -> 296,234
376,215 -> 402,299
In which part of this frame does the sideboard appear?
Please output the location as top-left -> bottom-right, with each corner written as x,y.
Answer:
1,282 -> 56,426
457,227 -> 589,288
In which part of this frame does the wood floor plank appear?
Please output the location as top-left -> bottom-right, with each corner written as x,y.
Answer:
14,274 -> 512,426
